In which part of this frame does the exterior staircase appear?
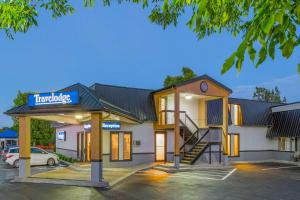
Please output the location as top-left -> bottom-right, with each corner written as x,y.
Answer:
181,141 -> 209,164
179,112 -> 221,165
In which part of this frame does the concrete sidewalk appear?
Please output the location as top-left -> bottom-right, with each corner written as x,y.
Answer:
13,163 -> 154,188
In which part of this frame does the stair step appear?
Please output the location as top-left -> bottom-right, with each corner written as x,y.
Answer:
181,160 -> 192,164
185,151 -> 199,155
182,157 -> 193,161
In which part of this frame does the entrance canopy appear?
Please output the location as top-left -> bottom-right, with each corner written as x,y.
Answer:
5,83 -> 156,124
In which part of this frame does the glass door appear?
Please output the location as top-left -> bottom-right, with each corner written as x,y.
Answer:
155,132 -> 166,161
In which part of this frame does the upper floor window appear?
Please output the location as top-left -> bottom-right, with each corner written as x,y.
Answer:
230,104 -> 242,126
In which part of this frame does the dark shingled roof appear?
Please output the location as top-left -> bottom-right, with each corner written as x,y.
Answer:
267,109 -> 300,138
207,98 -> 284,126
229,98 -> 284,126
89,83 -> 156,121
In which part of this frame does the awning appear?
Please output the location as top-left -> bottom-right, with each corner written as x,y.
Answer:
0,130 -> 18,139
267,109 -> 300,138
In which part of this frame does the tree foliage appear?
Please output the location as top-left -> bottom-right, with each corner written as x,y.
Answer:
253,86 -> 287,103
0,0 -> 74,39
1,0 -> 299,73
164,66 -> 196,87
11,90 -> 55,145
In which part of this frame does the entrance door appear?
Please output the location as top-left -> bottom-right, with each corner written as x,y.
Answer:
77,132 -> 91,162
155,132 -> 166,161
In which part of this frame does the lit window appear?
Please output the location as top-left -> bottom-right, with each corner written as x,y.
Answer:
278,137 -> 286,151
160,97 -> 167,125
231,104 -> 242,126
228,134 -> 240,157
123,133 -> 131,160
111,132 -> 132,161
111,133 -> 119,160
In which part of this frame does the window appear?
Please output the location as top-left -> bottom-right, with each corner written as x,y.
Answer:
228,134 -> 240,157
230,104 -> 242,126
9,148 -> 19,153
31,148 -> 47,154
160,96 -> 167,125
111,132 -> 132,161
278,137 -> 287,151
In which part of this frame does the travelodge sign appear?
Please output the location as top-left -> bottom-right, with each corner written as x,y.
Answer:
28,91 -> 79,107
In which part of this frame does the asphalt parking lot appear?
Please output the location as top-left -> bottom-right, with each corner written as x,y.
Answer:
0,162 -> 299,200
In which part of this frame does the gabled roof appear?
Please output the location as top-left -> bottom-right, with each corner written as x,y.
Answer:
153,74 -> 232,93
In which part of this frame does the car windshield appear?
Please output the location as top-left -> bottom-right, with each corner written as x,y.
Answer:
9,148 -> 19,153
31,148 -> 47,154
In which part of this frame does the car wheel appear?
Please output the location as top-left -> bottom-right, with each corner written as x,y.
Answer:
13,159 -> 19,168
47,158 -> 55,166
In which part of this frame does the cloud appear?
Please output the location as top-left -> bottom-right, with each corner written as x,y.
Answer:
232,75 -> 300,102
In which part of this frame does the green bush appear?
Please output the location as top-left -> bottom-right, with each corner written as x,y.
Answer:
55,153 -> 79,163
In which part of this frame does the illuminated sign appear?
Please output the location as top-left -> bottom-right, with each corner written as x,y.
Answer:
102,121 -> 121,130
57,131 -> 66,141
28,91 -> 79,107
83,121 -> 121,131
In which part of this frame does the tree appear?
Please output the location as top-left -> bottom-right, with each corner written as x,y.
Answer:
11,90 -> 55,145
1,1 -> 300,73
164,66 -> 197,87
253,86 -> 287,103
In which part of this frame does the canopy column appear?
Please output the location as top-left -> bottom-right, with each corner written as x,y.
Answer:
222,97 -> 229,162
174,89 -> 180,169
19,116 -> 31,178
91,113 -> 103,183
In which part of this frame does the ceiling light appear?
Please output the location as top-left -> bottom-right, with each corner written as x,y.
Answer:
75,115 -> 83,120
185,95 -> 192,100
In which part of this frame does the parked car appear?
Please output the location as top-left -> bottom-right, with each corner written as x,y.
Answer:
1,145 -> 16,161
5,147 -> 59,168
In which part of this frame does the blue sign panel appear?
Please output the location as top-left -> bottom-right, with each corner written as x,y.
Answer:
102,121 -> 121,130
83,121 -> 121,131
57,131 -> 66,141
28,91 -> 79,107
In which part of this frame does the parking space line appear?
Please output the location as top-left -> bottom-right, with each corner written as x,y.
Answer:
170,174 -> 224,181
221,168 -> 237,180
261,166 -> 300,171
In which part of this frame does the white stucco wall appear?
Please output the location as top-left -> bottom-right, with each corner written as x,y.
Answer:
180,96 -> 199,126
165,93 -> 200,126
228,125 -> 277,151
120,122 -> 154,153
56,122 -> 155,155
56,125 -> 84,152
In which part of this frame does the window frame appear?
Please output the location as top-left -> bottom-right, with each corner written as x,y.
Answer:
228,133 -> 240,157
110,131 -> 132,162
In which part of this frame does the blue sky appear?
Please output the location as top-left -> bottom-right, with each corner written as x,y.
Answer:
0,2 -> 299,127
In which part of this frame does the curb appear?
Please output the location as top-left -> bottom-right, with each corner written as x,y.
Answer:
11,177 -> 109,188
